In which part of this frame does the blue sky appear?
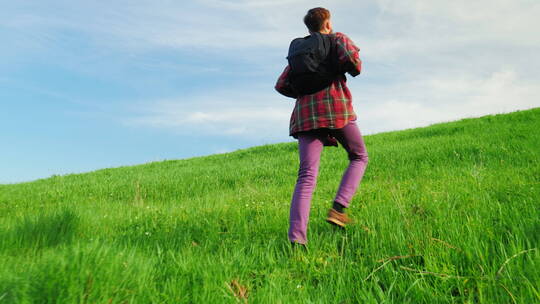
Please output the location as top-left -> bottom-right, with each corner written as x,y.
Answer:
1,0 -> 539,184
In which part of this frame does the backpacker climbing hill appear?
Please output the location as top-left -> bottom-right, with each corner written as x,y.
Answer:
275,7 -> 368,247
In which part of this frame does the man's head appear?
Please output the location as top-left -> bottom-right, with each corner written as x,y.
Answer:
304,7 -> 332,34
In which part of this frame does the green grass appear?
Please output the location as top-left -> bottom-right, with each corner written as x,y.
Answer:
1,108 -> 539,303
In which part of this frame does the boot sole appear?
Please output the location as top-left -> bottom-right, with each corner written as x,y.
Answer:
326,217 -> 346,228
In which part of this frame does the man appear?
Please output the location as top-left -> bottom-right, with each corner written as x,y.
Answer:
275,7 -> 369,246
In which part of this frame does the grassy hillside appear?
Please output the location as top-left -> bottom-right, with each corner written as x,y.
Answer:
1,108 -> 539,303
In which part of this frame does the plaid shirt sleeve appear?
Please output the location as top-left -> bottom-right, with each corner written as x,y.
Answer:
275,65 -> 298,99
335,32 -> 362,77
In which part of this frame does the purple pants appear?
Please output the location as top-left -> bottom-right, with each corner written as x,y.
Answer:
288,119 -> 369,244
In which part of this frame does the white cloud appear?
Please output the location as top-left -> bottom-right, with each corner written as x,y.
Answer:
0,1 -> 303,52
354,68 -> 540,134
3,0 -> 539,138
125,66 -> 540,139
122,89 -> 293,140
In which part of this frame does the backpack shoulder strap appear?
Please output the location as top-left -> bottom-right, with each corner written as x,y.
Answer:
327,33 -> 341,74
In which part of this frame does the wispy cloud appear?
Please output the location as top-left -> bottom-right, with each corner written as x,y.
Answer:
3,0 -> 539,138
123,66 -> 540,139
354,68 -> 540,133
122,89 -> 292,139
0,1 -> 302,53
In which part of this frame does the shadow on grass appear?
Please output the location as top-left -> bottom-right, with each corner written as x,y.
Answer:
0,240 -> 156,303
2,207 -> 79,250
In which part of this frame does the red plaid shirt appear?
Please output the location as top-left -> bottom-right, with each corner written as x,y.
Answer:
275,32 -> 362,139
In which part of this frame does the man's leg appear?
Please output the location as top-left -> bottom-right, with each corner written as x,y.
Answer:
331,120 -> 369,208
288,132 -> 324,244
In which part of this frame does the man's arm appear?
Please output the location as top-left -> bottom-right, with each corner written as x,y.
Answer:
275,65 -> 298,99
335,32 -> 362,77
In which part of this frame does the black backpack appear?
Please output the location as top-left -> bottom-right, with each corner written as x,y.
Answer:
286,32 -> 339,95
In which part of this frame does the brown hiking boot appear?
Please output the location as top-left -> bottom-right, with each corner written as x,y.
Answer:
326,208 -> 351,228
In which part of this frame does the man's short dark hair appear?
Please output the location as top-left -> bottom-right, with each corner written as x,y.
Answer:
304,7 -> 331,32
